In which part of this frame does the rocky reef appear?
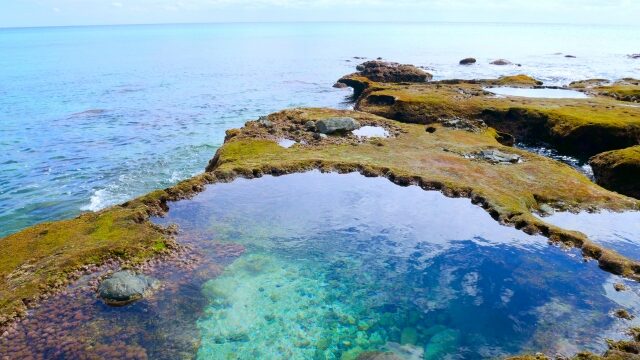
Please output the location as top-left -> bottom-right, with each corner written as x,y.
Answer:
336,73 -> 640,158
1,61 -> 640,359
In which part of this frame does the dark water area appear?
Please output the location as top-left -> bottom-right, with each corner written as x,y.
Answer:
2,172 -> 639,359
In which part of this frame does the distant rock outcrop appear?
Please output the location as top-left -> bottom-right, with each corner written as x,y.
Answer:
490,59 -> 512,65
354,60 -> 432,82
459,57 -> 477,65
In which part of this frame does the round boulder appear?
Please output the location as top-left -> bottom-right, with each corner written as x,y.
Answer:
459,57 -> 476,65
98,271 -> 159,306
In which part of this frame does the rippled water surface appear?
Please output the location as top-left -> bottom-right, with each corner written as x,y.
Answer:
3,172 -> 639,359
2,22 -> 640,237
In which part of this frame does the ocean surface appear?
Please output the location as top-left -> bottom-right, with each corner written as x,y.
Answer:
1,22 -> 640,237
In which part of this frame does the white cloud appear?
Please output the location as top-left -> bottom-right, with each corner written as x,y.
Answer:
112,2 -> 123,7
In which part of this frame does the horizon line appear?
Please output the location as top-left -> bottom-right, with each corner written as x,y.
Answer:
2,19 -> 639,31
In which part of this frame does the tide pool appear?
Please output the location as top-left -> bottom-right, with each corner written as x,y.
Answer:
3,172 -> 638,359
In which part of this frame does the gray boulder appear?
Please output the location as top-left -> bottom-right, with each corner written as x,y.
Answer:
478,149 -> 521,164
98,271 -> 158,306
316,117 -> 360,134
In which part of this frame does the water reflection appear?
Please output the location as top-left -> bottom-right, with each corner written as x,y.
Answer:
540,210 -> 640,260
485,87 -> 589,99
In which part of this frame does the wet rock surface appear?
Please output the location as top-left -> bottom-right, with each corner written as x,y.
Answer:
354,60 -> 432,83
98,271 -> 159,306
316,117 -> 361,134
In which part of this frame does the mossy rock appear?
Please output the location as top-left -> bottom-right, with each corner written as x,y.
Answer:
338,73 -> 640,157
590,145 -> 640,199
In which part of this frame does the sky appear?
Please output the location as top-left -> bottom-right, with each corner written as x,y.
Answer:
1,0 -> 640,28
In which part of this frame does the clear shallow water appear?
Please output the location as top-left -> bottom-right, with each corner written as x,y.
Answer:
486,87 -> 589,99
515,143 -> 594,179
1,22 -> 640,237
3,172 -> 639,359
540,210 -> 640,261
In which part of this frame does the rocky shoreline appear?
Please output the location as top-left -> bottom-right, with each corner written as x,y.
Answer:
1,61 -> 640,358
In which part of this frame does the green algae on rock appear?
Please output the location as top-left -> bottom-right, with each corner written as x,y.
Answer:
590,145 -> 640,199
353,60 -> 432,83
573,78 -> 640,103
337,74 -> 640,157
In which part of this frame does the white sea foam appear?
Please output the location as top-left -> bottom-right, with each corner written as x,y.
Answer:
80,189 -> 110,212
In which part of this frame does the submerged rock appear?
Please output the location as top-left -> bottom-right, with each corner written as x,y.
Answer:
355,61 -> 432,83
384,342 -> 424,360
459,57 -> 476,65
400,327 -> 418,345
477,149 -> 521,164
614,283 -> 627,292
629,54 -> 640,59
490,59 -> 512,65
424,329 -> 460,360
614,308 -> 635,320
98,271 -> 158,306
357,352 -> 403,360
316,117 -> 361,134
